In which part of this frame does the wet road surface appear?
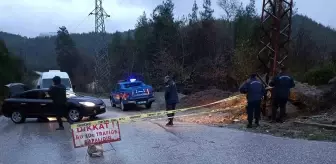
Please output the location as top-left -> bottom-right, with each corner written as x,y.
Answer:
0,99 -> 336,164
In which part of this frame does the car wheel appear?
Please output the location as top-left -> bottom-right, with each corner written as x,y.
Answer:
145,102 -> 152,109
68,108 -> 83,122
11,111 -> 26,124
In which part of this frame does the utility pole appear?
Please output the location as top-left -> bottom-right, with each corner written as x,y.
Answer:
89,0 -> 111,93
258,0 -> 293,79
257,0 -> 293,117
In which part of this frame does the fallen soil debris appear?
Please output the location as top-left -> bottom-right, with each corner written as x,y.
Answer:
177,89 -> 235,108
176,81 -> 336,142
177,105 -> 336,142
175,89 -> 247,125
176,106 -> 247,124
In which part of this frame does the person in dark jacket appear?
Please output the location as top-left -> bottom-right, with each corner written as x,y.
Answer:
48,76 -> 68,130
164,75 -> 179,126
239,73 -> 265,128
269,66 -> 295,123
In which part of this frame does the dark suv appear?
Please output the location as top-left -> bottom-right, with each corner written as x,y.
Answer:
1,88 -> 106,124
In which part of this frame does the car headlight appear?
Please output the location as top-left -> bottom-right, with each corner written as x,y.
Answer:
79,102 -> 95,107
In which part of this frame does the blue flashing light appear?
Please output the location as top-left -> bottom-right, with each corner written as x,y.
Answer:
130,78 -> 136,82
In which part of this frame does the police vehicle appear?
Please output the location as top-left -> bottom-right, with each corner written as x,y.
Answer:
110,79 -> 155,111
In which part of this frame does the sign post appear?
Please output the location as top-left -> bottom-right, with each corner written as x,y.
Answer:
71,119 -> 121,149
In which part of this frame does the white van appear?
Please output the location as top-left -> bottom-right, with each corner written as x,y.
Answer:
36,70 -> 74,91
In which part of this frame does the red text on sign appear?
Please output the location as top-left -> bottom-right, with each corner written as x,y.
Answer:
76,123 -> 111,132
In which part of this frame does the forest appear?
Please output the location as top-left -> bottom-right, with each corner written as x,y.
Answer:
1,0 -> 336,94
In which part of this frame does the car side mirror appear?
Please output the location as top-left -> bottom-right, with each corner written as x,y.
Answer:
72,85 -> 76,90
37,85 -> 40,89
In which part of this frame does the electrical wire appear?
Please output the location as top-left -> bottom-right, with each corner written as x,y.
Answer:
67,6 -> 94,33
71,15 -> 91,33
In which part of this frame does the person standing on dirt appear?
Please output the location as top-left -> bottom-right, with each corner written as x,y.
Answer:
239,73 -> 265,128
269,66 -> 295,123
48,76 -> 69,130
164,75 -> 179,126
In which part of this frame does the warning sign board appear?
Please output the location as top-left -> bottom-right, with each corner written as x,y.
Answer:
71,119 -> 121,148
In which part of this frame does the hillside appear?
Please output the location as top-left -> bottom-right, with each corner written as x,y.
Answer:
0,32 -> 114,70
292,15 -> 336,50
0,14 -> 335,72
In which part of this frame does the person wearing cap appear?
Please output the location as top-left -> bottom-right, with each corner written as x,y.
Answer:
164,75 -> 179,126
239,73 -> 265,128
269,66 -> 295,123
48,76 -> 68,130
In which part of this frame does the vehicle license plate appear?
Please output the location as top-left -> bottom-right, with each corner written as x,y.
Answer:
137,101 -> 146,104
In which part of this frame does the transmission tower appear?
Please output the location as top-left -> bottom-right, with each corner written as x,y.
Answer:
257,0 -> 294,116
258,0 -> 293,79
89,0 -> 111,93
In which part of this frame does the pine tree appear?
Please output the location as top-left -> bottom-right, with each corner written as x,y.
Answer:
245,0 -> 256,17
0,40 -> 25,95
188,0 -> 199,24
55,26 -> 81,79
200,0 -> 214,20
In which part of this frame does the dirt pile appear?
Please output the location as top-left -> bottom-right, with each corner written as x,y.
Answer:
175,80 -> 336,142
177,89 -> 235,108
291,81 -> 336,112
175,89 -> 247,125
177,105 -> 247,125
290,81 -> 324,110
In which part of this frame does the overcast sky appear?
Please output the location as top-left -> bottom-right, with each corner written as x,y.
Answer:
0,0 -> 334,38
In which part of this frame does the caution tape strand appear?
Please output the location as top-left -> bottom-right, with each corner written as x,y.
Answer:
127,104 -> 245,123
71,94 -> 246,128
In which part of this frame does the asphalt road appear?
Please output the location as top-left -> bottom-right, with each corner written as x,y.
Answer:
0,98 -> 336,164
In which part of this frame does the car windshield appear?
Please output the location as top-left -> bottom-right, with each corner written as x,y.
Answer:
42,78 -> 71,89
123,82 -> 144,88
